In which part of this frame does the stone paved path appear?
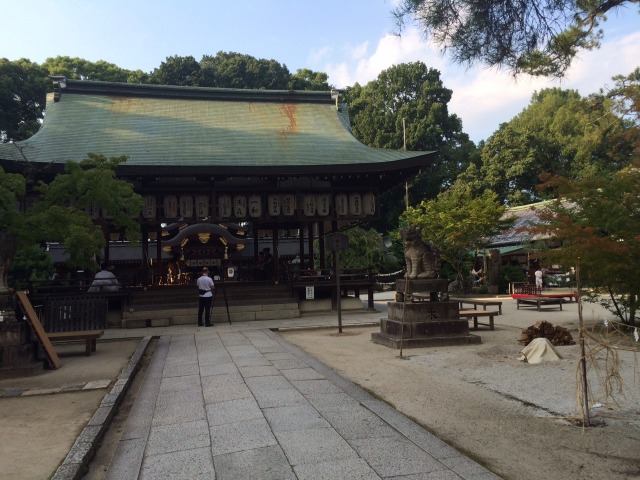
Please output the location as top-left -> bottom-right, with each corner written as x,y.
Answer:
104,328 -> 500,479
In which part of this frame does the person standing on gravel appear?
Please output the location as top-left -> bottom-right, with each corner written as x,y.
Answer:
535,267 -> 543,290
196,267 -> 215,327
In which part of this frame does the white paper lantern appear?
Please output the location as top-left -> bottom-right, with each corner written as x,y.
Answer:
282,194 -> 296,216
303,195 -> 316,216
142,195 -> 156,219
317,194 -> 331,216
195,194 -> 209,218
179,195 -> 193,218
163,195 -> 178,219
233,195 -> 247,218
268,195 -> 280,216
349,193 -> 362,216
218,195 -> 232,218
335,194 -> 348,216
248,195 -> 262,218
363,193 -> 376,216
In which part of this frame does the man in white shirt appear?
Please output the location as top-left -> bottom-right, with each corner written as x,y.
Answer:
535,268 -> 543,289
196,267 -> 215,327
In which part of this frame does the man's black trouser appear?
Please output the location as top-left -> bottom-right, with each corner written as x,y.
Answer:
198,296 -> 213,326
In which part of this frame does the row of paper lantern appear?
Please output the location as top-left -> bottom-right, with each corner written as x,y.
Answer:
139,193 -> 376,220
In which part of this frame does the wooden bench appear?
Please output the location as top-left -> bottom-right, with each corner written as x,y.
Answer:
516,297 -> 563,311
450,297 -> 503,315
46,330 -> 104,356
537,292 -> 579,303
459,309 -> 498,330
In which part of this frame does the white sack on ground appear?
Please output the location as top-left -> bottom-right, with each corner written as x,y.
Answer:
518,337 -> 563,364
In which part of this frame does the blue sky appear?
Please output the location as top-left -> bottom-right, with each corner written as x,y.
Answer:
3,0 -> 639,143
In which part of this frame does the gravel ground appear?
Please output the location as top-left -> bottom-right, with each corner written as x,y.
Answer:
281,295 -> 640,480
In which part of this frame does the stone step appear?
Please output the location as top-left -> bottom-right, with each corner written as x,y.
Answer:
121,302 -> 301,328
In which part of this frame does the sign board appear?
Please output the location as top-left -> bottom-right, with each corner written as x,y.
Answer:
326,233 -> 349,251
305,286 -> 315,300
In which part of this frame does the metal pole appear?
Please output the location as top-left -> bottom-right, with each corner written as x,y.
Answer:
336,247 -> 342,333
576,265 -> 590,427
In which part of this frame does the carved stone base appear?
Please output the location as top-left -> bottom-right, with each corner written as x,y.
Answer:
371,300 -> 481,349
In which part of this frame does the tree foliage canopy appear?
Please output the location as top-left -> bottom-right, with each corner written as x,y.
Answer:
393,0 -> 639,77
401,181 -> 509,281
531,157 -> 640,324
1,53 -> 332,142
0,154 -> 143,286
345,61 -> 476,230
330,227 -> 387,273
0,58 -> 49,141
479,86 -> 632,205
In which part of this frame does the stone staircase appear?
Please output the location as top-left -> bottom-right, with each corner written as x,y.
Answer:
120,282 -> 300,328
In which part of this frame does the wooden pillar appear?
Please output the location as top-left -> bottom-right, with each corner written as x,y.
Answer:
318,222 -> 325,269
253,223 -> 259,259
299,225 -> 305,269
141,226 -> 149,285
272,228 -> 278,282
103,227 -> 110,266
307,224 -> 314,269
156,225 -> 162,284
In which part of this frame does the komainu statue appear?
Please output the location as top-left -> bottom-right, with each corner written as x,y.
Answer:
400,226 -> 441,279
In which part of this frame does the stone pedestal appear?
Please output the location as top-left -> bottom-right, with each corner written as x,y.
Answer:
0,310 -> 42,379
371,279 -> 480,349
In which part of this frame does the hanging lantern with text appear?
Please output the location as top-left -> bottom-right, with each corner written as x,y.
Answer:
349,193 -> 362,216
282,194 -> 296,216
163,195 -> 178,219
335,194 -> 348,216
195,194 -> 209,218
179,195 -> 193,218
363,193 -> 376,216
317,194 -> 330,216
142,195 -> 156,219
248,195 -> 262,218
218,195 -> 232,218
268,195 -> 280,216
233,195 -> 247,218
303,195 -> 316,217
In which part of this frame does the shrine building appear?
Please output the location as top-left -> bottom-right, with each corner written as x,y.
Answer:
0,78 -> 435,319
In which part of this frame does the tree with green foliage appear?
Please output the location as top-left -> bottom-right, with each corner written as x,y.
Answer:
0,58 -> 49,141
0,166 -> 26,290
401,181 -> 509,285
393,0 -> 638,77
289,68 -> 331,91
7,244 -> 55,290
0,154 -> 143,292
337,227 -> 386,272
150,55 -> 201,86
199,52 -> 291,90
345,61 -> 476,230
480,86 -> 630,206
42,56 -> 148,83
531,158 -> 640,325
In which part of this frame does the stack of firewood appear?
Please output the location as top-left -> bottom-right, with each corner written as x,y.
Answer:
518,321 -> 575,346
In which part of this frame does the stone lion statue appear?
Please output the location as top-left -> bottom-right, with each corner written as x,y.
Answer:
400,226 -> 441,279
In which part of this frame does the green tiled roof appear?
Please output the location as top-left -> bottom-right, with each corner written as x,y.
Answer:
0,80 -> 435,173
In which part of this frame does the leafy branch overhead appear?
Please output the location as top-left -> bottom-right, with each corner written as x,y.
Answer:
393,0 -> 638,77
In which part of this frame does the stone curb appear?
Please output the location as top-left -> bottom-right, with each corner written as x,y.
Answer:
50,335 -> 152,480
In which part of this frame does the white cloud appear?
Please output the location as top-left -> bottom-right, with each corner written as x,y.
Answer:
323,24 -> 640,143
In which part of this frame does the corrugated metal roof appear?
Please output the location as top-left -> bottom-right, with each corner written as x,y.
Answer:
0,80 -> 434,171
